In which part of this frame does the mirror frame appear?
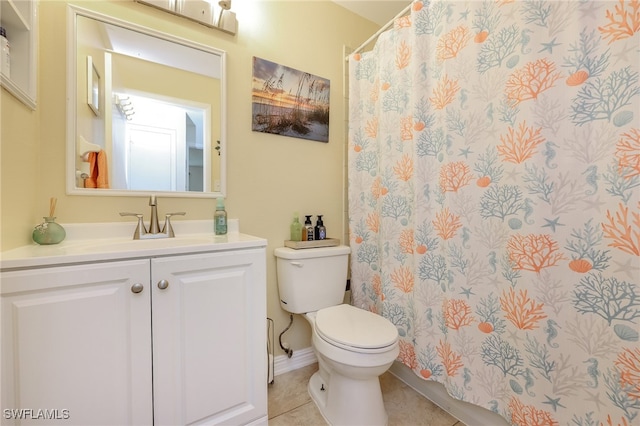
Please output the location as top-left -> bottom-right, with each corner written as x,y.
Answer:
66,5 -> 227,198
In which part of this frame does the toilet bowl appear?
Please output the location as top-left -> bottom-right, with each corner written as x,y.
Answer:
304,304 -> 399,426
274,246 -> 399,425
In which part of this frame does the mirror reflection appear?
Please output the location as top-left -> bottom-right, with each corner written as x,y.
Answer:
67,9 -> 226,197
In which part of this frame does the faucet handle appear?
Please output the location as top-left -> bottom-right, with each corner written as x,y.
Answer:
162,212 -> 186,238
119,212 -> 147,239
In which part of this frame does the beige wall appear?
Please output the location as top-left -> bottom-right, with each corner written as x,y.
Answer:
0,1 -> 378,353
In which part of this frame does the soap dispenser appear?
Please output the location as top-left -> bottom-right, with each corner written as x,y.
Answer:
290,212 -> 302,241
303,215 -> 314,241
314,215 -> 326,240
214,198 -> 227,235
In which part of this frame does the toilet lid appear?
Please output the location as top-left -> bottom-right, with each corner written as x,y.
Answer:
315,304 -> 398,350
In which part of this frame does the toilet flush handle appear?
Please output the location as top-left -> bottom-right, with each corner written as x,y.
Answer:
290,262 -> 303,267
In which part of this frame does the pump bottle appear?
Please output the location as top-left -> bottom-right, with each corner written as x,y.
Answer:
214,198 -> 227,235
314,215 -> 326,240
303,215 -> 314,241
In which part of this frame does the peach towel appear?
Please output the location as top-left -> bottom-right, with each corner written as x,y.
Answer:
85,150 -> 109,189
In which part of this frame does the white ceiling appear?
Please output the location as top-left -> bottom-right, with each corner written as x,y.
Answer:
332,0 -> 411,26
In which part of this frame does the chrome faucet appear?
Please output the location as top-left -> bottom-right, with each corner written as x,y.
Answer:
120,196 -> 185,240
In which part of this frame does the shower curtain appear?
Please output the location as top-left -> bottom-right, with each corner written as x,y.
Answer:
347,1 -> 639,425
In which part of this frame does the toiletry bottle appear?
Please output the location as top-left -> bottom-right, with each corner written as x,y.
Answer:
303,215 -> 314,241
315,215 -> 326,240
214,198 -> 227,235
290,212 -> 302,241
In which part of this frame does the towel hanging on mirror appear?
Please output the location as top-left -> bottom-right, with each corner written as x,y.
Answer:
85,150 -> 109,189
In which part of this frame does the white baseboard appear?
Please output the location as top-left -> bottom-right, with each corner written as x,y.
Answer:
389,361 -> 508,426
273,347 -> 317,377
273,350 -> 508,425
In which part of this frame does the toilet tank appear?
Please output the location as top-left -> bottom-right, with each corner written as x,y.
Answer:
274,245 -> 351,314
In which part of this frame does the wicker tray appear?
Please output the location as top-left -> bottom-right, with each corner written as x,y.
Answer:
284,238 -> 340,249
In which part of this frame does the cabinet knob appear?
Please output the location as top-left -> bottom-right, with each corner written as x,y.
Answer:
157,279 -> 170,290
131,283 -> 144,294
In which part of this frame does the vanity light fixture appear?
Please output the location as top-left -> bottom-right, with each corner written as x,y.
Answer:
135,0 -> 237,35
217,0 -> 230,26
216,0 -> 237,34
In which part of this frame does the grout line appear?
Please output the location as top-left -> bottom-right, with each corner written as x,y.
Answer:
282,401 -> 313,418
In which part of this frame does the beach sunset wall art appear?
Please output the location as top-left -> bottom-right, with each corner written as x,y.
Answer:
252,57 -> 330,142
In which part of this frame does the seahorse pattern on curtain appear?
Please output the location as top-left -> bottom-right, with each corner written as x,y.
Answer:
348,1 -> 639,425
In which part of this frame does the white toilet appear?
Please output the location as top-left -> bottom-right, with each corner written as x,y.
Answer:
274,245 -> 399,426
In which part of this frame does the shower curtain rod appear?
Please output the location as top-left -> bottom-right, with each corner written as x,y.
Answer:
345,3 -> 412,61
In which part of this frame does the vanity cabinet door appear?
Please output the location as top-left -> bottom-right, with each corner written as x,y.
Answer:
0,260 -> 153,425
151,248 -> 267,425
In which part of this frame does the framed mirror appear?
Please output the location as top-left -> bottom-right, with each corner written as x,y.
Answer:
66,5 -> 226,197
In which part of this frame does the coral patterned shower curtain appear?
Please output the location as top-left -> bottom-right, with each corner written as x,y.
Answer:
347,1 -> 639,425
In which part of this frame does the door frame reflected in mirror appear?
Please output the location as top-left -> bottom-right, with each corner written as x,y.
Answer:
66,4 -> 227,198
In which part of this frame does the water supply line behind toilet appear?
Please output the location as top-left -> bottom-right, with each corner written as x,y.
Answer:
267,317 -> 275,384
279,314 -> 294,358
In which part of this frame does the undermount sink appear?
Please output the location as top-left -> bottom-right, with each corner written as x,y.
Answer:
63,235 -> 217,254
0,220 -> 258,271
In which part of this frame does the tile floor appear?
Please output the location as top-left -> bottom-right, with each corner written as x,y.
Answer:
268,363 -> 465,426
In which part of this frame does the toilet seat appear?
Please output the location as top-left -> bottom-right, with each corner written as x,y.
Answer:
314,304 -> 398,353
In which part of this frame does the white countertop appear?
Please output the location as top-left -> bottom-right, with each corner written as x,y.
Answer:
1,220 -> 267,271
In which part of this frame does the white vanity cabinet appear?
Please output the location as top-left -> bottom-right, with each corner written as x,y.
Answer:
0,259 -> 153,424
1,243 -> 267,425
151,248 -> 267,425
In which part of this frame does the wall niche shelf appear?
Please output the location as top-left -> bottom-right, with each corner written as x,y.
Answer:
1,0 -> 38,109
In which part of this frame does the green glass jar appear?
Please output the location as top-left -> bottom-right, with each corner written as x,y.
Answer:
32,217 -> 66,245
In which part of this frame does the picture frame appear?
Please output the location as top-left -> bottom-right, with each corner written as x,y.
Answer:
87,56 -> 100,116
251,57 -> 330,143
